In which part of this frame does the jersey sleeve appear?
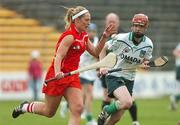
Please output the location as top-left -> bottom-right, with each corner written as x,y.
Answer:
107,38 -> 122,52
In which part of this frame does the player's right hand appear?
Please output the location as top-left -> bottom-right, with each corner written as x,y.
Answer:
55,72 -> 64,80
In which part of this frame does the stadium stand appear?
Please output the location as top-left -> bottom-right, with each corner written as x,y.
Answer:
0,7 -> 60,71
0,0 -> 180,70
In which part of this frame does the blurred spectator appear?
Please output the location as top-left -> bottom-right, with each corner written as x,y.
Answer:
170,43 -> 180,111
105,12 -> 124,34
100,12 -> 140,125
28,50 -> 42,100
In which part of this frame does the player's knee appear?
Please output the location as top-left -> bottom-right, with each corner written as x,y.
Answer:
121,99 -> 133,109
76,104 -> 84,114
45,111 -> 56,118
42,105 -> 56,118
71,103 -> 84,116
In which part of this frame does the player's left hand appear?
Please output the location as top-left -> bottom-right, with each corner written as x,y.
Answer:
102,23 -> 117,38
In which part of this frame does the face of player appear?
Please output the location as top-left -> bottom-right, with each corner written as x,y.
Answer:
131,24 -> 147,38
75,13 -> 91,32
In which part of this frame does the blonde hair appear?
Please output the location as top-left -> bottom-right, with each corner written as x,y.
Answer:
64,6 -> 87,29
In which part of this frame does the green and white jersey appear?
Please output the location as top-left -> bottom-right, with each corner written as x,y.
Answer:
107,32 -> 153,81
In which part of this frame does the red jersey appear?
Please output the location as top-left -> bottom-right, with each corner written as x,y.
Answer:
45,23 -> 88,83
28,59 -> 42,79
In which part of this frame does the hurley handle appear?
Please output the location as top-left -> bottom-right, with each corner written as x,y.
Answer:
44,72 -> 71,84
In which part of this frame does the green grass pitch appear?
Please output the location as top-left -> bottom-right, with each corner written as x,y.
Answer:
0,97 -> 179,125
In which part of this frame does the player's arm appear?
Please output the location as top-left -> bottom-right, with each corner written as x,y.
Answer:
86,23 -> 116,58
86,39 -> 99,58
54,35 -> 74,78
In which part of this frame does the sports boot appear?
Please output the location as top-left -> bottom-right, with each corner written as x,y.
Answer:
12,101 -> 29,118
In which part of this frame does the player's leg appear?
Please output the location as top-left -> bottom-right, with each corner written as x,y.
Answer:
98,86 -> 132,125
84,83 -> 97,125
34,79 -> 38,101
102,88 -> 111,109
171,68 -> 180,110
98,76 -> 133,125
60,100 -> 69,118
170,79 -> 180,111
100,75 -> 111,109
65,87 -> 84,125
81,81 -> 87,119
81,77 -> 97,125
129,100 -> 140,125
29,78 -> 37,101
12,80 -> 68,118
105,109 -> 125,125
170,94 -> 180,110
84,83 -> 93,119
12,94 -> 62,118
175,94 -> 180,103
176,75 -> 180,104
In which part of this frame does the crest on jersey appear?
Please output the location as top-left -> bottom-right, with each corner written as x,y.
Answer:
139,50 -> 146,58
123,47 -> 131,53
73,45 -> 80,50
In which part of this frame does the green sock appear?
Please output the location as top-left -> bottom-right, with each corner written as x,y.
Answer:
176,94 -> 180,102
103,101 -> 120,114
86,113 -> 93,122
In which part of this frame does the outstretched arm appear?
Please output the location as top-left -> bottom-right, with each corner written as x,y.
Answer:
86,23 -> 116,58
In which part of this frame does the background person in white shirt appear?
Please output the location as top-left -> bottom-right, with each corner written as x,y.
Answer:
170,43 -> 180,111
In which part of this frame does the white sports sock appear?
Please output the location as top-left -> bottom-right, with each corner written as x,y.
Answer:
22,104 -> 28,112
22,102 -> 35,113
